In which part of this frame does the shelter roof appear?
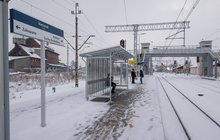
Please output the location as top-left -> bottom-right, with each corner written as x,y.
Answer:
80,46 -> 133,61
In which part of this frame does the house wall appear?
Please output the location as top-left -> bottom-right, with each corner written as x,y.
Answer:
10,58 -> 31,72
190,67 -> 198,75
30,58 -> 41,68
35,49 -> 59,64
46,50 -> 59,64
10,58 -> 40,72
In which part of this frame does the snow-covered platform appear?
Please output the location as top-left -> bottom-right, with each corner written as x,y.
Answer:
10,73 -> 220,140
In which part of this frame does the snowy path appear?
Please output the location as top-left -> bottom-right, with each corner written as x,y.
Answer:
74,76 -> 164,140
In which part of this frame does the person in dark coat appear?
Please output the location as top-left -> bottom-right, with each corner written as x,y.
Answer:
140,69 -> 144,84
106,74 -> 116,93
131,69 -> 136,84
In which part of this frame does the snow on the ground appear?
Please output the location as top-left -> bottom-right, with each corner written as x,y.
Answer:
118,76 -> 165,140
10,73 -> 220,140
156,73 -> 220,140
10,80 -> 110,140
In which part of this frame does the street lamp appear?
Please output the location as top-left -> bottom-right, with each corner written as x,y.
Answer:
79,35 -> 95,50
79,45 -> 90,53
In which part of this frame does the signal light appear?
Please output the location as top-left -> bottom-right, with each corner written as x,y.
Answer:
120,39 -> 125,48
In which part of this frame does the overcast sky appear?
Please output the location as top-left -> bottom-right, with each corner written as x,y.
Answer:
8,0 -> 220,65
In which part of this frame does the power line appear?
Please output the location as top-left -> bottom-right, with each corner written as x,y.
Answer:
123,0 -> 128,25
18,0 -> 94,43
184,0 -> 200,21
51,0 -> 109,47
51,0 -> 71,11
64,0 -> 77,4
165,0 -> 188,46
166,0 -> 201,47
19,0 -> 74,28
50,0 -> 92,36
205,28 -> 220,39
79,7 -> 111,46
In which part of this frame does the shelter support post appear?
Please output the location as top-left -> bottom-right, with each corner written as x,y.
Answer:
41,41 -> 46,127
110,53 -> 112,102
215,60 -> 217,78
85,58 -> 88,100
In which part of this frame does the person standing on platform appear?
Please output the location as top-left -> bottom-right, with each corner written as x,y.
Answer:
140,69 -> 144,84
131,69 -> 136,84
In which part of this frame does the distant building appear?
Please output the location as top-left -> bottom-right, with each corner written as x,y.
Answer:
141,43 -> 150,54
9,43 -> 41,72
197,40 -> 212,76
9,38 -> 66,72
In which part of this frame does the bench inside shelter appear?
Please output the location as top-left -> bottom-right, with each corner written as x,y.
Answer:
80,46 -> 134,101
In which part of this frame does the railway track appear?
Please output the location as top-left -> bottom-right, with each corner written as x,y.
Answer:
157,76 -> 220,140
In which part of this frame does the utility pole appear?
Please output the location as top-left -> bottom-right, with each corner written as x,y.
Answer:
71,3 -> 95,87
71,3 -> 82,87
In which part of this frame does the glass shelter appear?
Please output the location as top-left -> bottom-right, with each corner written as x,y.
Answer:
80,46 -> 133,101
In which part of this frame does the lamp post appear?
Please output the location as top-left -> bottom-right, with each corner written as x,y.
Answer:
79,45 -> 90,53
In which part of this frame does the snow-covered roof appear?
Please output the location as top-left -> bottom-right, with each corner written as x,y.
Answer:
9,56 -> 42,61
9,56 -> 29,61
47,63 -> 66,68
20,45 -> 41,59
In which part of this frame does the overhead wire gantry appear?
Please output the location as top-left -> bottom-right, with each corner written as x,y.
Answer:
105,21 -> 190,66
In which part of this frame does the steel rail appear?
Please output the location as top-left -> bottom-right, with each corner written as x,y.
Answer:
162,77 -> 220,128
157,76 -> 191,140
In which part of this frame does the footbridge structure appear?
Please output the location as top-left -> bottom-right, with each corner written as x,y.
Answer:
143,45 -> 220,77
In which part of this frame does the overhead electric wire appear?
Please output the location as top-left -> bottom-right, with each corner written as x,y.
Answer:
213,37 -> 220,42
19,0 -> 95,47
19,0 -> 74,28
165,0 -> 188,47
160,0 -> 201,64
64,0 -> 77,4
51,0 -> 71,11
166,0 -> 201,47
79,6 -> 111,46
51,0 -> 94,36
184,0 -> 200,21
205,28 -> 220,40
18,0 -> 111,49
54,0 -> 108,49
123,0 -> 128,25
